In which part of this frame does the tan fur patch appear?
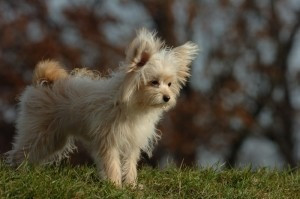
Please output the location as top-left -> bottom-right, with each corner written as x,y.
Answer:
32,60 -> 68,86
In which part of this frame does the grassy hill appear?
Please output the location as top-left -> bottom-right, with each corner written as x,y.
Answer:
0,161 -> 299,198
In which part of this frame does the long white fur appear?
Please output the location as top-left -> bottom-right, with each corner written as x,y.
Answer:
6,28 -> 198,187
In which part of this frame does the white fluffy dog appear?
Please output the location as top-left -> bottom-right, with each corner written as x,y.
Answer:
6,29 -> 198,187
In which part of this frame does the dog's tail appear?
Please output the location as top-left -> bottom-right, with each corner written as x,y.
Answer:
32,60 -> 68,86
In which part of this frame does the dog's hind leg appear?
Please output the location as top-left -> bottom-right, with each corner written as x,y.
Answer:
45,136 -> 77,164
6,127 -> 44,166
6,128 -> 72,166
28,130 -> 74,165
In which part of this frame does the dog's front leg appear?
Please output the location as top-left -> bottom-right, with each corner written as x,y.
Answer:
95,147 -> 122,187
122,147 -> 140,186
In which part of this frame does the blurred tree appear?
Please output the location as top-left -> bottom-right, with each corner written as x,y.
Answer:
0,0 -> 299,168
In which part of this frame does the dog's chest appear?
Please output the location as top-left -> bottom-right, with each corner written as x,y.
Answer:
116,112 -> 159,149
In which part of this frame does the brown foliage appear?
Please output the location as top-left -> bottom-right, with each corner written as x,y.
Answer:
1,0 -> 299,168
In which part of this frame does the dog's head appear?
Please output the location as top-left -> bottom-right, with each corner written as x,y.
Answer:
119,28 -> 199,110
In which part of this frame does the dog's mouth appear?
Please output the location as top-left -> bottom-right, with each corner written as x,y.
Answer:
151,103 -> 170,109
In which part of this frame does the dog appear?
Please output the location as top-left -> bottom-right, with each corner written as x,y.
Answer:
6,28 -> 198,187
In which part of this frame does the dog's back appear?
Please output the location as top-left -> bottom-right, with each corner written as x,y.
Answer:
6,60 -> 118,166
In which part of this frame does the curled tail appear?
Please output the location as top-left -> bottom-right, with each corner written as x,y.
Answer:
33,60 -> 68,86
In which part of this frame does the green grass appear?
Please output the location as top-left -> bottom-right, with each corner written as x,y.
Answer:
0,161 -> 299,199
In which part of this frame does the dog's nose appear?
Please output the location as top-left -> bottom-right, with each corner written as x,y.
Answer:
163,95 -> 170,102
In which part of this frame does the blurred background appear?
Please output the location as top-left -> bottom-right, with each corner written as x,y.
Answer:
1,0 -> 300,169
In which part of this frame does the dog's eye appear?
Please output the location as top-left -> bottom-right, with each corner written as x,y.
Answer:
168,82 -> 172,87
151,80 -> 160,86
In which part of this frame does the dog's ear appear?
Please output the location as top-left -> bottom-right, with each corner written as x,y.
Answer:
125,28 -> 163,72
172,42 -> 199,85
118,29 -> 163,105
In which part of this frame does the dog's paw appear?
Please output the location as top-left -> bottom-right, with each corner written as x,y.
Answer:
124,182 -> 144,190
